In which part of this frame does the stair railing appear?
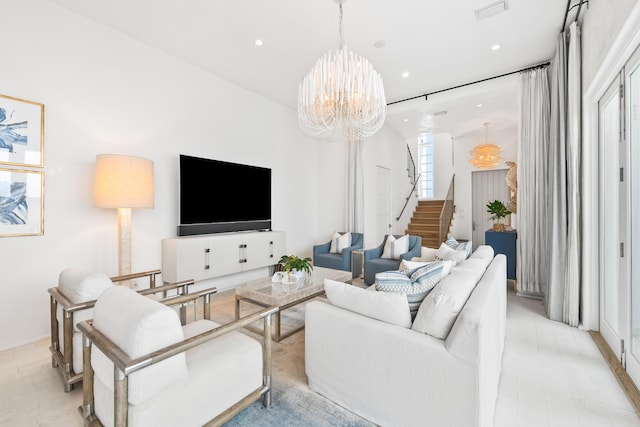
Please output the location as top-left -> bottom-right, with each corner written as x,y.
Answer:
396,145 -> 420,221
438,174 -> 455,244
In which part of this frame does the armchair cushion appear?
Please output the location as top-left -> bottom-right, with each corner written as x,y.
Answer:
58,268 -> 113,304
381,234 -> 409,260
92,286 -> 188,405
330,231 -> 352,254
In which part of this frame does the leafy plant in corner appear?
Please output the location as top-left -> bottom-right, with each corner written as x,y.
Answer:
278,254 -> 313,281
486,199 -> 511,231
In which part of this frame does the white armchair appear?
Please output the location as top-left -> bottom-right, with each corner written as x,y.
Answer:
78,286 -> 276,427
48,268 -> 216,392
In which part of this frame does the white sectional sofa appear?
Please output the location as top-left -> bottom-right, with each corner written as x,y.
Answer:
305,246 -> 507,427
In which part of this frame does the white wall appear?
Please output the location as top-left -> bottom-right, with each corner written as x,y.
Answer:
448,127 -> 518,240
581,0 -> 638,91
432,133 -> 455,200
0,0 -> 408,350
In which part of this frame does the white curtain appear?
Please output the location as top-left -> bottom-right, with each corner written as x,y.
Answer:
547,22 -> 582,326
517,68 -> 550,295
346,134 -> 364,233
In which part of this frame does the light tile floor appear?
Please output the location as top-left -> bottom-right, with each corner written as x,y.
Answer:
1,287 -> 639,426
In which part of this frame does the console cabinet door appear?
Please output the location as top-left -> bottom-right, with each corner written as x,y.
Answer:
206,234 -> 243,277
242,231 -> 286,271
166,238 -> 213,282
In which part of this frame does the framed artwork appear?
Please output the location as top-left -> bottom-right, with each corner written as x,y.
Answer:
0,94 -> 44,167
0,168 -> 44,237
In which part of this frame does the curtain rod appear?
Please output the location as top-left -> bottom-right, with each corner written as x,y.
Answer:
561,0 -> 588,33
386,61 -> 550,106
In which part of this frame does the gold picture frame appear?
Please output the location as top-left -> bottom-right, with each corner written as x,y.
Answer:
0,94 -> 45,168
0,168 -> 44,237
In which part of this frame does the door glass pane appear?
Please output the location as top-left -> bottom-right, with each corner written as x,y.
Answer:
630,64 -> 640,360
602,88 -> 620,334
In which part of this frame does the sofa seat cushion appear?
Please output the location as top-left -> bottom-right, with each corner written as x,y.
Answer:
313,252 -> 349,271
92,286 -> 187,406
324,279 -> 412,328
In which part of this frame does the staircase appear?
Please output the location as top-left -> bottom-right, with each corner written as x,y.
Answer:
406,200 -> 452,248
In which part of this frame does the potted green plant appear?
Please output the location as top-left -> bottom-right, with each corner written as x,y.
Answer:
278,254 -> 313,284
486,199 -> 511,232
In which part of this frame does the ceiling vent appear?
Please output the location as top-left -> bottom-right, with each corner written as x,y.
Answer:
475,1 -> 509,21
433,110 -> 448,116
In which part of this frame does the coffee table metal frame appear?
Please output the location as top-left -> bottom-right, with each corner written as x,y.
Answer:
234,266 -> 351,342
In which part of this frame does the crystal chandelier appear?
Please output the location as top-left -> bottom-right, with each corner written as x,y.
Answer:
469,123 -> 503,169
297,0 -> 386,140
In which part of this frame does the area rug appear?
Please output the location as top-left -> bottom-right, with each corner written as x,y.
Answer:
206,292 -> 376,427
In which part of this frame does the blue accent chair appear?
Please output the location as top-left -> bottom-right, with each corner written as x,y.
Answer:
363,234 -> 422,285
313,232 -> 364,272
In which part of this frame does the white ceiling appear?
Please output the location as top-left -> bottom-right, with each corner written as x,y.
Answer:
49,0 -> 572,140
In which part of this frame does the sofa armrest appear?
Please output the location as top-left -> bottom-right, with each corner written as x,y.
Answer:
313,241 -> 331,258
364,243 -> 384,260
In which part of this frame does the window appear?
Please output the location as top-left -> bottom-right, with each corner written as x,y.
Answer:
418,135 -> 434,198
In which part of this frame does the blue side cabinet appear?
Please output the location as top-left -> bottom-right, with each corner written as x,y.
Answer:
485,229 -> 517,280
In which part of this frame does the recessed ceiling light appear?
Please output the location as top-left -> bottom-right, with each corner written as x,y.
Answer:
491,44 -> 501,51
403,118 -> 409,122
477,103 -> 484,107
402,72 -> 410,78
254,39 -> 264,46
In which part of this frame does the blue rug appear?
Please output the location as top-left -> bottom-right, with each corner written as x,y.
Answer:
224,378 -> 374,427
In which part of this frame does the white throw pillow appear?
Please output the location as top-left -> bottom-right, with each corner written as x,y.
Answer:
419,246 -> 439,262
435,242 -> 466,265
329,231 -> 341,253
399,259 -> 429,271
324,279 -> 412,328
329,232 -> 352,254
381,235 -> 409,260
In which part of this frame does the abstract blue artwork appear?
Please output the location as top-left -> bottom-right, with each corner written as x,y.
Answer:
0,168 -> 43,237
0,94 -> 44,167
0,181 -> 27,224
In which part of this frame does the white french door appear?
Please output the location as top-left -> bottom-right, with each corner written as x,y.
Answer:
599,73 -> 626,363
625,46 -> 640,384
599,44 -> 640,385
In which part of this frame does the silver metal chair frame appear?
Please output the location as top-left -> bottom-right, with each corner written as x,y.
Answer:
78,305 -> 278,427
48,269 -> 217,392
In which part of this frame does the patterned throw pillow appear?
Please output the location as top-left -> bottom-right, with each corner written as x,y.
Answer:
456,240 -> 473,259
375,261 -> 445,319
329,232 -> 352,254
381,235 -> 409,260
445,237 -> 459,249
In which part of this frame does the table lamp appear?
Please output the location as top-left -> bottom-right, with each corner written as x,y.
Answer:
94,154 -> 154,276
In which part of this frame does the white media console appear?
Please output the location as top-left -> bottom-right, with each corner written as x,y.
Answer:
162,230 -> 286,283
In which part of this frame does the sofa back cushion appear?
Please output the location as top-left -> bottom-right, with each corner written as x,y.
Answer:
324,279 -> 412,328
411,246 -> 495,339
92,286 -> 188,405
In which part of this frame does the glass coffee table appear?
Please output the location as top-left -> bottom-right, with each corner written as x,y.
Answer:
235,266 -> 352,342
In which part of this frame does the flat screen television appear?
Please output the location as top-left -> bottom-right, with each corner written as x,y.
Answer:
178,154 -> 271,236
